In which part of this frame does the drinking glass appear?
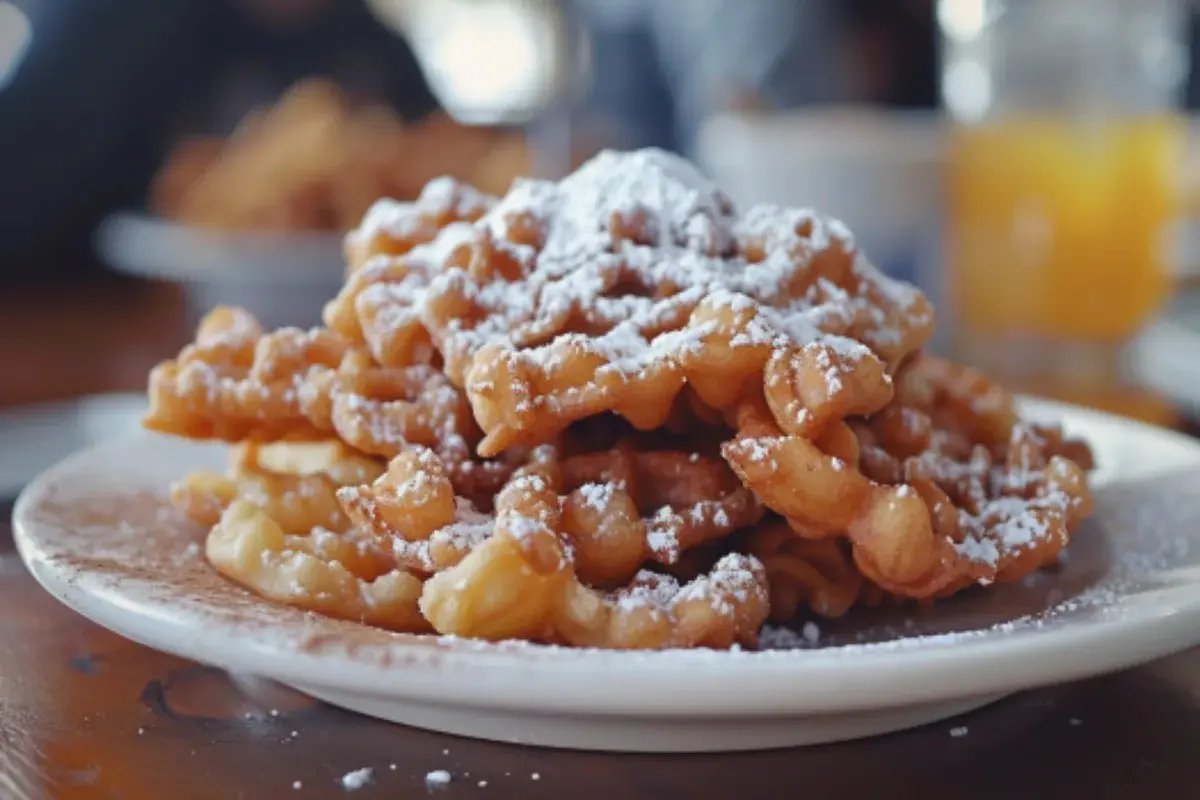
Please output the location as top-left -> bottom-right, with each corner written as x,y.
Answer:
938,0 -> 1188,417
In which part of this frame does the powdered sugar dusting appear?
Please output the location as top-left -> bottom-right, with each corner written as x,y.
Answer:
645,507 -> 683,562
349,198 -> 419,244
504,513 -> 551,542
608,553 -> 765,622
671,553 -> 764,617
882,423 -> 1086,577
348,177 -> 494,246
340,148 -> 931,399
947,476 -> 1071,571
614,571 -> 683,613
339,767 -> 373,791
425,769 -> 451,789
390,498 -> 493,572
577,481 -> 619,513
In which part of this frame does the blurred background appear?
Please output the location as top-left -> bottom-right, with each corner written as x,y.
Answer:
2,0 -> 1200,483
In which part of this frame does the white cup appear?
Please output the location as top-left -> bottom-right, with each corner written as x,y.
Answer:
695,106 -> 946,314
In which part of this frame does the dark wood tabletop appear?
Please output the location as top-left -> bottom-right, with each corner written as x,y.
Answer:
2,276 -> 1200,799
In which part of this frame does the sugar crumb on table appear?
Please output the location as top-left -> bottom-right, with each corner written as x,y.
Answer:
425,769 -> 452,789
339,767 -> 373,791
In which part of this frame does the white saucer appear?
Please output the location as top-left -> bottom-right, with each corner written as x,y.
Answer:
13,398 -> 1200,752
94,212 -> 345,329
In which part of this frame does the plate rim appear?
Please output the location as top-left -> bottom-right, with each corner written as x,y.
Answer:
12,396 -> 1200,717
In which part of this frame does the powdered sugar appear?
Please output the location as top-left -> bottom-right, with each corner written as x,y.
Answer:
489,148 -> 735,259
339,767 -> 373,791
897,427 -> 1084,575
577,481 -> 619,513
671,553 -> 763,616
420,175 -> 493,219
738,437 -> 780,468
756,624 -> 814,650
614,571 -> 684,613
349,198 -> 420,244
424,769 -> 451,789
503,513 -> 550,542
953,535 -> 1001,568
348,177 -> 494,246
609,553 -> 764,621
950,486 -> 1069,570
177,540 -> 202,564
390,502 -> 493,573
341,148 -> 931,402
331,378 -> 469,462
645,507 -> 683,561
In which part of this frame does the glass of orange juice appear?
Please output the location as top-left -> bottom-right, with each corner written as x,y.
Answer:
938,0 -> 1188,419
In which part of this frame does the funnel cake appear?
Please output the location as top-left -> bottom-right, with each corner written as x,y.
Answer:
323,149 -> 934,456
144,147 -> 1098,650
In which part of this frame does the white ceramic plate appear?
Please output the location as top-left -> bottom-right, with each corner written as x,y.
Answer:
0,393 -> 147,498
94,212 -> 345,329
13,398 -> 1200,752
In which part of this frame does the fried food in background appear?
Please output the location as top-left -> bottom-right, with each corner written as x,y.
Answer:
149,78 -> 531,232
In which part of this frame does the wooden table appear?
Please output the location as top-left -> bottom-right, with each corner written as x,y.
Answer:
3,277 -> 1200,799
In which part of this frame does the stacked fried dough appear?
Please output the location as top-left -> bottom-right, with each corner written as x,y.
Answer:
144,149 -> 1095,650
150,78 -> 530,232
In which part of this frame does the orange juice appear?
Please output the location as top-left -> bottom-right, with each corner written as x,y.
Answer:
946,115 -> 1182,343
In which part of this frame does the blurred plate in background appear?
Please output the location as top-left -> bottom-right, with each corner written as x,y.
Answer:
0,393 -> 147,499
697,107 -> 948,354
696,108 -> 944,286
696,107 -> 947,351
95,212 -> 344,330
